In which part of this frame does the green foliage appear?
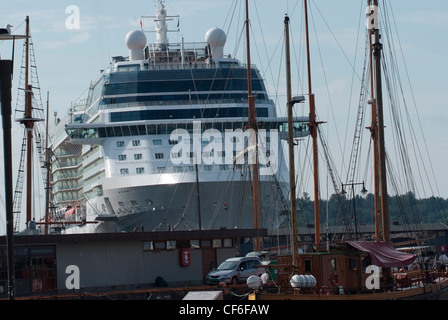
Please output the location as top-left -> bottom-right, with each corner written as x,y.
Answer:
294,192 -> 448,227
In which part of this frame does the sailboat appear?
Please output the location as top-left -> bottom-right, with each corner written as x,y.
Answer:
250,0 -> 448,300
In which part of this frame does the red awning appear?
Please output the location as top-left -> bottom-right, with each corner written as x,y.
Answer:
348,241 -> 417,268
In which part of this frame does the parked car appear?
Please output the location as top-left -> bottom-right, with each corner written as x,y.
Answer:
205,256 -> 263,285
245,251 -> 271,262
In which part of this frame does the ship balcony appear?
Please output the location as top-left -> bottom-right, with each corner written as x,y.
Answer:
52,184 -> 83,194
51,172 -> 82,184
53,159 -> 82,169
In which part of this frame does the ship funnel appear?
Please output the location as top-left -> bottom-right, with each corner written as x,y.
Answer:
125,30 -> 147,61
205,27 -> 226,60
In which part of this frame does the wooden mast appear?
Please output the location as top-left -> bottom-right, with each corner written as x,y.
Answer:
23,16 -> 34,229
245,0 -> 261,251
370,0 -> 390,242
44,92 -> 50,235
366,0 -> 381,242
284,15 -> 299,267
304,0 -> 323,248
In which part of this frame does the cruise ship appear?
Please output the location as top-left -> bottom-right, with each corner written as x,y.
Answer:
49,1 -> 309,234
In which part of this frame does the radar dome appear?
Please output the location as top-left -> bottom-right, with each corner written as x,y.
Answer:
125,30 -> 147,61
205,27 -> 226,60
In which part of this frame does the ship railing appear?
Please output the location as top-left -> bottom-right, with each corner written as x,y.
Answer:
52,171 -> 82,183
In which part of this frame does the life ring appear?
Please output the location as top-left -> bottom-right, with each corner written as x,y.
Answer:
331,272 -> 339,286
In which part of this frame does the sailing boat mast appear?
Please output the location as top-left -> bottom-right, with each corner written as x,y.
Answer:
15,17 -> 44,231
366,1 -> 380,242
245,0 -> 262,252
44,92 -> 50,235
369,0 -> 390,242
284,15 -> 299,266
304,0 -> 323,248
24,16 -> 34,228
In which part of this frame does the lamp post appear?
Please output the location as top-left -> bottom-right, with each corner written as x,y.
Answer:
341,181 -> 368,240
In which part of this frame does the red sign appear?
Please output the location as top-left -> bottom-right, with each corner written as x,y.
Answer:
440,245 -> 447,253
180,248 -> 191,267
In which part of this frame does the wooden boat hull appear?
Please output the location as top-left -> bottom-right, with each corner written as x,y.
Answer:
249,277 -> 448,300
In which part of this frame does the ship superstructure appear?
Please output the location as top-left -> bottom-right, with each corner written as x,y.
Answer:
49,1 -> 309,233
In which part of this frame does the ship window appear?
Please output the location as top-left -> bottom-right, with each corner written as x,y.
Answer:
171,152 -> 180,159
147,125 -> 156,134
97,127 -> 107,138
219,165 -> 229,171
305,259 -> 312,273
118,154 -> 127,161
136,167 -> 145,174
134,153 -> 143,160
106,127 -> 115,137
110,107 -> 269,122
120,168 -> 129,175
349,258 -> 357,271
104,79 -> 265,95
190,240 -> 200,249
204,165 -> 212,171
129,126 -> 139,136
116,141 -> 125,147
223,239 -> 233,247
113,127 -> 123,136
157,167 -> 166,173
212,239 -> 222,248
201,240 -> 211,247
155,153 -> 164,159
169,139 -> 178,145
330,258 -> 336,271
173,167 -> 183,173
143,241 -> 153,251
154,242 -> 166,250
152,139 -> 162,145
132,140 -> 141,146
137,125 -> 146,135
167,241 -> 177,250
122,126 -> 131,136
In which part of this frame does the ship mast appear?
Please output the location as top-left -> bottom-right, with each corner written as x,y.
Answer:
245,0 -> 261,252
284,15 -> 299,267
304,0 -> 324,248
366,0 -> 380,242
44,92 -> 50,235
368,0 -> 390,242
24,16 -> 33,228
20,16 -> 38,230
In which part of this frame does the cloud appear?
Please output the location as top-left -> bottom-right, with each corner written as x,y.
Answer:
70,32 -> 90,44
39,32 -> 90,50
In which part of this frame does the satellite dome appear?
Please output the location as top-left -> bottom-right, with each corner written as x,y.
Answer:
125,30 -> 147,61
205,27 -> 226,47
205,27 -> 226,60
125,30 -> 147,50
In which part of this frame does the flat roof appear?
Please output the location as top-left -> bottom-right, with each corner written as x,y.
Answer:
0,228 -> 267,246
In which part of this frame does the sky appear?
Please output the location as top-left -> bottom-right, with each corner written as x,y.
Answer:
0,0 -> 447,234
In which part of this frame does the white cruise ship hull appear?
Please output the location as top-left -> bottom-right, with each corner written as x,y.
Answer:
50,2 -> 309,235
96,181 -> 288,232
